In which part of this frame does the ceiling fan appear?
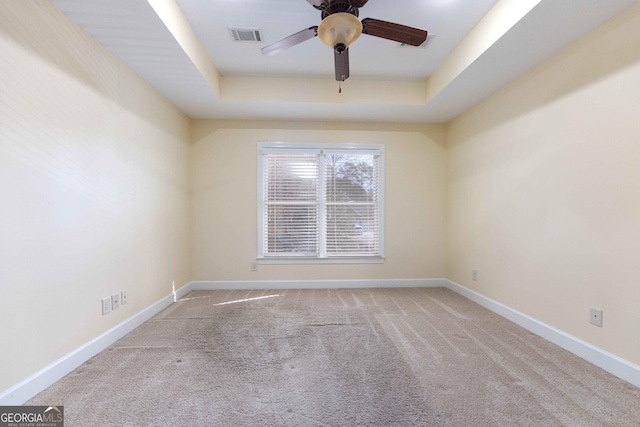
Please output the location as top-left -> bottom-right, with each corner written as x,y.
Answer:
261,0 -> 428,84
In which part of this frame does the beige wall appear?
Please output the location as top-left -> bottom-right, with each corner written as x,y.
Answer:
3,0 -> 640,399
191,120 -> 446,281
446,4 -> 640,365
0,1 -> 191,392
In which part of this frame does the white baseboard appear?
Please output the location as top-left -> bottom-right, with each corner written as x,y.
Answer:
445,279 -> 640,389
190,278 -> 446,291
3,278 -> 638,405
0,283 -> 193,405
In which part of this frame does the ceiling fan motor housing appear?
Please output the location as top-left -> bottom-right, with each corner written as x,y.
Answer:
321,1 -> 359,19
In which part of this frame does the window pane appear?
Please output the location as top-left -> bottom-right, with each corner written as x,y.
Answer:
325,153 -> 379,256
325,154 -> 377,203
266,204 -> 319,256
326,204 -> 379,255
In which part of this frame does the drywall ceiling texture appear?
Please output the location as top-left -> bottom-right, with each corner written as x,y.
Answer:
446,2 -> 640,366
50,0 -> 638,122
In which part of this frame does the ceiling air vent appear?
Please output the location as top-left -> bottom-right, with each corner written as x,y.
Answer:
229,28 -> 262,42
398,35 -> 434,48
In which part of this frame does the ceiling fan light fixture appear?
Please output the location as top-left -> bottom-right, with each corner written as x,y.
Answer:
318,13 -> 362,51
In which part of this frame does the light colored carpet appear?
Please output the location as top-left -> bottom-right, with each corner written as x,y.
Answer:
29,288 -> 640,426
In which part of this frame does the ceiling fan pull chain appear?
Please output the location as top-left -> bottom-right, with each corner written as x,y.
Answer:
339,80 -> 342,94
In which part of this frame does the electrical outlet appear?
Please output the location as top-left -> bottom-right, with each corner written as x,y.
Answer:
102,297 -> 112,315
121,290 -> 128,305
251,262 -> 258,272
111,293 -> 120,310
590,308 -> 603,327
472,269 -> 478,281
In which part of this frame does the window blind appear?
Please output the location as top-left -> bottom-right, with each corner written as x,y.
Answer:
263,154 -> 319,256
260,145 -> 383,259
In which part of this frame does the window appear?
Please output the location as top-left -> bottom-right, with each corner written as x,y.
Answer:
258,143 -> 384,263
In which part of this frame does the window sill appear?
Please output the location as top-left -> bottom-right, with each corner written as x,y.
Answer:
257,256 -> 385,265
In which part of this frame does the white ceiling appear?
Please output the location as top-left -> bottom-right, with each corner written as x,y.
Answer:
176,0 -> 499,80
51,0 -> 637,123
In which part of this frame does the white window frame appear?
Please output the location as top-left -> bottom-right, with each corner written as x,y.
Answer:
257,142 -> 385,265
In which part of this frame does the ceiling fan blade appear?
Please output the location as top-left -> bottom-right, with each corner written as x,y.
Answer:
352,0 -> 369,7
361,18 -> 427,46
334,48 -> 350,82
261,26 -> 319,56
